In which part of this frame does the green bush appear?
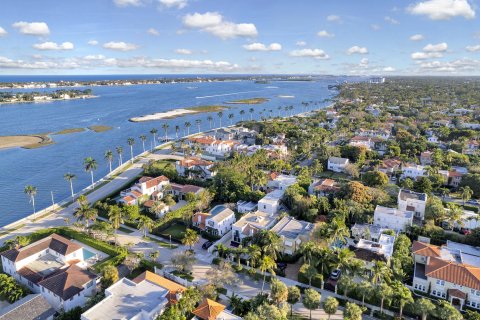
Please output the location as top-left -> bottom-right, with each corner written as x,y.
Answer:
212,257 -> 221,265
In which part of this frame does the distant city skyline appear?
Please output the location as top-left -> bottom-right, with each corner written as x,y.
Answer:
1,0 -> 479,75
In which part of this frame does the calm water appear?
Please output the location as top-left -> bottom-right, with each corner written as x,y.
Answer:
0,75 -> 355,227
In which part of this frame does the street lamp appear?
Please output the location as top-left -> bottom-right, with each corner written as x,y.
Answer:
169,235 -> 172,248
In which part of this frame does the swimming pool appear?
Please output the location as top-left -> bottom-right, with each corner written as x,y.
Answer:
83,248 -> 96,260
210,205 -> 227,215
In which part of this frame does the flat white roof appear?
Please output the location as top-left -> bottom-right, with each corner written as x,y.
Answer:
259,189 -> 284,204
375,205 -> 414,219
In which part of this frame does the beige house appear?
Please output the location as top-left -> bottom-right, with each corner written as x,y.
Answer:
269,216 -> 313,255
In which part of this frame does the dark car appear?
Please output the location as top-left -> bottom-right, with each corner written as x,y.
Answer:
461,228 -> 472,235
202,241 -> 213,250
330,269 -> 341,280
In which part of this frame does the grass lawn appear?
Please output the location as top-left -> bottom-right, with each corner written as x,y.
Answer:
118,226 -> 134,234
171,270 -> 194,281
160,224 -> 187,241
145,236 -> 178,249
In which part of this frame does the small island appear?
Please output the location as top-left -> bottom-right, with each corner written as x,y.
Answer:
129,105 -> 229,122
54,128 -> 86,135
0,135 -> 53,149
0,89 -> 96,105
226,97 -> 268,104
88,125 -> 113,133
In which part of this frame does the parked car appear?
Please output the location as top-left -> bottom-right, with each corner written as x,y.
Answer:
467,199 -> 480,206
330,269 -> 341,280
202,241 -> 213,250
460,228 -> 472,235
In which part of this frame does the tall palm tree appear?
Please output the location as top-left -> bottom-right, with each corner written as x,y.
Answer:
137,215 -> 154,238
104,150 -> 114,172
24,185 -> 37,218
249,108 -> 254,120
184,122 -> 192,136
207,115 -> 213,128
139,135 -> 147,152
217,111 -> 223,127
74,195 -> 97,228
64,173 -> 76,200
259,256 -> 276,294
150,128 -> 158,148
127,138 -> 135,163
116,146 -> 123,166
460,186 -> 473,205
83,157 -> 98,187
181,228 -> 199,251
228,113 -> 234,125
175,125 -> 180,139
108,205 -> 124,244
161,123 -> 169,141
371,260 -> 391,285
195,119 -> 202,133
239,110 -> 245,122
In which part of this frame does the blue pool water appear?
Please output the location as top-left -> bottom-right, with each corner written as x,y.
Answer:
83,248 -> 96,260
210,204 -> 227,216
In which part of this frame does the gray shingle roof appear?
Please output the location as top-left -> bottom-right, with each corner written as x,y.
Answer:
0,294 -> 56,320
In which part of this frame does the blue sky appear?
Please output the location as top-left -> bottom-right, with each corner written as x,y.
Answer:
0,0 -> 479,75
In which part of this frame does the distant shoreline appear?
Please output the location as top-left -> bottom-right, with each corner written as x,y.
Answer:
129,105 -> 229,122
0,95 -> 97,106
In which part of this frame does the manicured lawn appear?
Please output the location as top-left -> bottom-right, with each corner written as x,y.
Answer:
160,224 -> 187,240
118,226 -> 134,234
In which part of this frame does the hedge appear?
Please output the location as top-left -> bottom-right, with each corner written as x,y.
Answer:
297,269 -> 324,288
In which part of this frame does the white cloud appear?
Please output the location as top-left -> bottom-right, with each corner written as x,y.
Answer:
33,41 -> 74,50
147,28 -> 160,36
371,24 -> 381,31
103,41 -> 138,51
384,16 -> 400,24
411,51 -> 443,59
12,21 -> 50,36
359,58 -> 369,68
159,0 -> 187,9
347,46 -> 369,55
383,66 -> 396,72
289,48 -> 329,60
175,48 -> 192,55
466,44 -> 480,52
113,0 -> 143,7
243,42 -> 282,51
317,30 -> 334,38
407,0 -> 475,20
0,27 -> 7,37
326,15 -> 341,22
423,42 -> 448,52
296,41 -> 306,46
410,34 -> 424,41
415,58 -> 480,73
88,40 -> 99,46
182,12 -> 257,39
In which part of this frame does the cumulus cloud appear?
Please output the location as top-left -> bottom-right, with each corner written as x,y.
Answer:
415,58 -> 480,73
33,42 -> 74,50
326,15 -> 341,22
407,0 -> 475,20
410,34 -> 424,41
411,52 -> 443,59
159,0 -> 187,9
317,30 -> 334,38
466,44 -> 480,52
423,42 -> 448,52
383,66 -> 396,72
182,12 -> 257,39
243,42 -> 282,51
0,27 -> 7,36
113,0 -> 143,7
296,41 -> 306,46
371,24 -> 381,31
12,21 -> 50,36
384,16 -> 400,24
88,40 -> 99,45
347,46 -> 369,55
175,48 -> 192,55
103,41 -> 138,51
289,48 -> 329,60
147,28 -> 160,36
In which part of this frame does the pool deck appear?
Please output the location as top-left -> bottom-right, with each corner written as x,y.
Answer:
70,240 -> 109,266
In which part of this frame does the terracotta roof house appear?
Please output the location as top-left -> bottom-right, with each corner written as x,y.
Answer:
168,183 -> 205,200
308,179 -> 340,197
119,175 -> 170,205
82,271 -> 185,320
412,240 -> 480,310
0,234 -> 99,311
175,157 -> 216,180
192,299 -> 242,320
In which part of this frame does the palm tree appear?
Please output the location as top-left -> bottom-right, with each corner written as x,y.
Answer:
184,122 -> 192,136
217,111 -> 223,127
137,215 -> 154,238
259,256 -> 276,294
239,110 -> 245,122
195,119 -> 202,133
108,205 -> 124,244
24,185 -> 37,218
371,261 -> 391,285
116,146 -> 123,166
104,150 -> 114,172
175,125 -> 180,139
248,244 -> 262,268
228,113 -> 234,125
161,123 -> 169,141
150,128 -> 158,148
64,173 -> 76,200
376,282 -> 393,314
83,157 -> 98,187
415,298 -> 436,320
149,250 -> 160,262
357,281 -> 372,306
249,108 -> 254,120
127,138 -> 135,163
139,135 -> 147,152
74,195 -> 97,228
460,186 -> 473,205
182,228 -> 199,251
207,115 -> 213,129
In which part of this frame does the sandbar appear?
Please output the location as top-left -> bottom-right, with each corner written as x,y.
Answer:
0,135 -> 53,149
129,106 -> 228,122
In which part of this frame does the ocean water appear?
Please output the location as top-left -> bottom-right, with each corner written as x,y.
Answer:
0,75 -> 354,227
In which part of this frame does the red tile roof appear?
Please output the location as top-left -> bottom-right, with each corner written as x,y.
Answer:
426,257 -> 480,290
192,299 -> 226,320
412,241 -> 441,258
133,271 -> 186,304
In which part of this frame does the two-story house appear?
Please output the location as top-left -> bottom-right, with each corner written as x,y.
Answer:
192,205 -> 236,237
257,189 -> 284,215
269,216 -> 313,255
327,157 -> 349,173
175,157 -> 216,180
231,211 -> 278,244
398,189 -> 427,220
373,205 -> 414,232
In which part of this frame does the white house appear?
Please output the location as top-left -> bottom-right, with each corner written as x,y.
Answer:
350,234 -> 395,269
327,157 -> 349,173
205,205 -> 236,237
81,271 -> 186,320
257,189 -> 284,215
398,189 -> 427,220
0,294 -> 56,320
0,234 -> 98,311
175,157 -> 216,180
373,205 -> 414,232
119,176 -> 170,205
267,174 -> 297,191
232,211 -> 278,244
236,200 -> 257,214
401,164 -> 428,180
270,216 -> 313,255
412,240 -> 480,310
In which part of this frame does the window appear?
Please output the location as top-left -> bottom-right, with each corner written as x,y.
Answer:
436,280 -> 445,286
